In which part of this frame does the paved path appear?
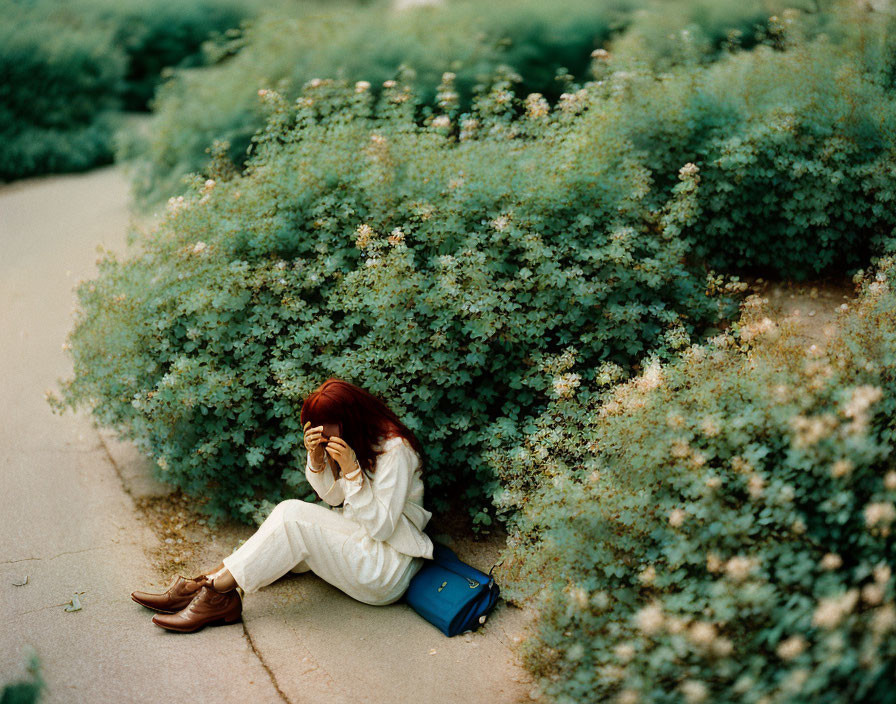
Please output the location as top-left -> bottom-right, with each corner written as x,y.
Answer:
0,164 -> 534,703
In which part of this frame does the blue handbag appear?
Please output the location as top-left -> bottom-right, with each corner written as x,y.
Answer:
402,542 -> 501,637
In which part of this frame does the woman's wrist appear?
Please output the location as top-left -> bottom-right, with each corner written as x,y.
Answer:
307,454 -> 325,473
342,460 -> 363,481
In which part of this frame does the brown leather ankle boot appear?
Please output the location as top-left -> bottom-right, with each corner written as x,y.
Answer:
131,574 -> 209,614
151,582 -> 242,633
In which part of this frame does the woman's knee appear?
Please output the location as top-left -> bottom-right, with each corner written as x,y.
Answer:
273,498 -> 324,523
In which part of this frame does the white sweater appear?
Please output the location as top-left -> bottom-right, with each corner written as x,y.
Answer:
305,435 -> 435,560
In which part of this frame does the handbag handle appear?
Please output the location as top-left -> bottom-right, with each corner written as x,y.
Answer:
431,542 -> 500,590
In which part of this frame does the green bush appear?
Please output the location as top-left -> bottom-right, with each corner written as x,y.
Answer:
88,0 -> 255,111
601,3 -> 896,281
2,649 -> 45,704
123,0 -> 793,210
0,17 -> 125,180
493,257 -> 896,702
50,75 -> 734,527
125,0 -> 896,282
605,0 -> 780,71
0,0 -> 257,180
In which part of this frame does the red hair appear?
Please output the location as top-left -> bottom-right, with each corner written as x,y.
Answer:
300,378 -> 424,477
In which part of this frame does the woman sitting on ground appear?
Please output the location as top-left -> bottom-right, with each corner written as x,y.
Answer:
131,378 -> 434,632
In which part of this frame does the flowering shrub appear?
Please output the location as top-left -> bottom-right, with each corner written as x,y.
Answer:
605,0 -> 787,71
50,76 -> 734,527
123,0 -> 799,209
601,2 -> 896,280
492,258 -> 896,702
125,2 -> 896,283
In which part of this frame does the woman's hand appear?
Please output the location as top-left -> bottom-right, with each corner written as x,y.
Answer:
324,436 -> 360,479
303,422 -> 327,471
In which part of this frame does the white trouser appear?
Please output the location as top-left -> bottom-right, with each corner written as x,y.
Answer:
221,499 -> 425,606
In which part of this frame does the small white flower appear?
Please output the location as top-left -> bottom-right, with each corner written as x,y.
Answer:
524,92 -> 550,118
680,679 -> 708,703
566,642 -> 585,661
724,556 -> 756,582
700,416 -> 721,437
355,80 -> 371,93
558,91 -> 586,113
812,589 -> 859,629
831,458 -> 855,478
355,223 -> 374,249
431,115 -> 451,129
567,585 -> 589,610
862,582 -> 885,606
666,615 -> 688,634
635,602 -> 665,635
843,385 -> 884,420
634,359 -> 664,391
192,241 -> 207,254
638,565 -> 656,585
616,690 -> 639,704
776,635 -> 807,660
383,79 -> 397,88
167,194 -> 188,215
706,553 -> 723,573
688,621 -> 717,648
712,637 -> 734,657
668,508 -> 686,528
872,604 -> 896,634
491,215 -> 510,231
820,553 -> 842,570
613,643 -> 636,663
552,372 -> 581,399
493,89 -> 513,105
865,502 -> 896,527
679,162 -> 699,179
388,227 -> 405,246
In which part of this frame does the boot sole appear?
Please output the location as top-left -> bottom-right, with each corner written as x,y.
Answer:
152,614 -> 243,633
131,594 -> 190,614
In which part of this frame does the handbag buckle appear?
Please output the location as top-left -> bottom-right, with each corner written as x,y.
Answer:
437,581 -> 448,593
466,578 -> 480,589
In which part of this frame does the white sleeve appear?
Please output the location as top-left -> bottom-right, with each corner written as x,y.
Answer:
305,453 -> 345,506
342,439 -> 416,542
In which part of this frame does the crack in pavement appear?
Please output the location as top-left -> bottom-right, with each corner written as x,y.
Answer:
15,600 -> 82,617
240,621 -> 292,704
1,545 -> 109,565
95,426 -> 292,704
